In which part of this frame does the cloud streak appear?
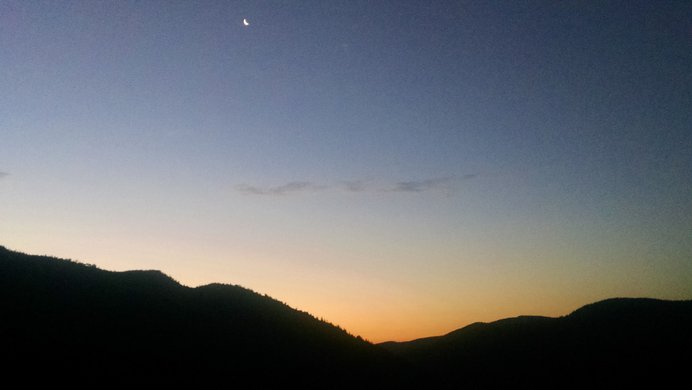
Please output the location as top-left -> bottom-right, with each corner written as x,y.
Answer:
386,177 -> 454,193
237,181 -> 326,196
342,180 -> 368,192
237,175 -> 477,196
0,172 -> 9,179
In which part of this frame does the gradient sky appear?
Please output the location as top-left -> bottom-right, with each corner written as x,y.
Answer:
1,0 -> 691,342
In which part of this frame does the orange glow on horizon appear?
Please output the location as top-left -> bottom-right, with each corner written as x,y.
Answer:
3,239 -> 692,343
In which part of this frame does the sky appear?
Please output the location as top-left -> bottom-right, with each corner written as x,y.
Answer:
1,0 -> 691,342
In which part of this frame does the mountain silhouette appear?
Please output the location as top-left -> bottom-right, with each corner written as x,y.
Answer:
2,245 -> 690,386
381,298 -> 692,387
0,246 -> 403,385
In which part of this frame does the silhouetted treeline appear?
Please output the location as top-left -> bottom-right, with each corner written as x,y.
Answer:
381,298 -> 692,387
0,246 -> 404,385
2,245 -> 690,387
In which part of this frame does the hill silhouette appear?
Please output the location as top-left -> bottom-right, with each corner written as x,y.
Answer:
0,246 -> 403,385
2,245 -> 690,386
381,298 -> 692,387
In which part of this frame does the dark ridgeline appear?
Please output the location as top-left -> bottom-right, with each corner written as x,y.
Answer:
1,245 -> 690,387
381,298 -> 692,387
0,246 -> 405,385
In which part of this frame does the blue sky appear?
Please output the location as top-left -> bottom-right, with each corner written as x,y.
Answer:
1,1 -> 691,341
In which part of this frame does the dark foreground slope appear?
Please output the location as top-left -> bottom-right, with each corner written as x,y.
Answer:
382,298 -> 692,387
0,246 -> 403,385
3,245 -> 690,387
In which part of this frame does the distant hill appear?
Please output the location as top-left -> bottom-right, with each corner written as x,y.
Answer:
0,246 -> 403,385
381,297 -> 692,387
2,245 -> 690,386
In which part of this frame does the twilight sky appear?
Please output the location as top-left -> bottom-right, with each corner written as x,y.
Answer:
1,0 -> 691,342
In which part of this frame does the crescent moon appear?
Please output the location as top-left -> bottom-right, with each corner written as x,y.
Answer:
243,18 -> 250,26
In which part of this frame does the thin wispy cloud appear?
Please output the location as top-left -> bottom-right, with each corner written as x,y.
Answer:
386,177 -> 454,193
342,180 -> 368,192
237,181 -> 326,196
237,175 -> 477,196
0,172 -> 9,179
